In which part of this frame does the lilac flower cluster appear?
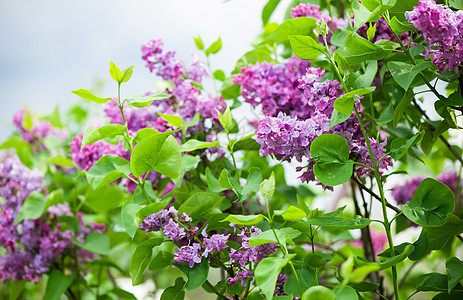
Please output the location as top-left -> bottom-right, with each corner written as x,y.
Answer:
12,109 -> 67,151
68,133 -> 129,171
0,156 -> 104,283
357,17 -> 410,44
139,207 -> 230,268
253,67 -> 392,187
406,0 -> 463,73
392,172 -> 463,205
233,57 -> 312,119
227,225 -> 278,286
141,39 -> 225,126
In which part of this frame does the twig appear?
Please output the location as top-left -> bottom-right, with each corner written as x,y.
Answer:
352,177 -> 401,213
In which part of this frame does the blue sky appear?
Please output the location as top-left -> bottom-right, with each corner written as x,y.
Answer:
0,0 -> 273,139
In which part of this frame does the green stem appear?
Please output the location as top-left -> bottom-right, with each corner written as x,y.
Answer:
206,55 -> 218,96
204,280 -> 227,300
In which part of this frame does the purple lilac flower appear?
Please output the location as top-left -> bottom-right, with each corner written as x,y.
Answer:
357,17 -> 410,44
68,133 -> 129,172
233,57 -> 312,119
173,243 -> 203,268
227,269 -> 253,287
406,0 -> 463,73
254,67 -> 392,187
203,234 -> 230,257
0,156 -> 104,283
274,274 -> 288,297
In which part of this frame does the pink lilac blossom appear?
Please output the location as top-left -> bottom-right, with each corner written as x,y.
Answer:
233,57 -> 312,119
254,67 -> 392,187
68,134 -> 129,171
406,0 -> 463,73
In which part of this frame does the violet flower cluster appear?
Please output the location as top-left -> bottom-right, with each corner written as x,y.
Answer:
253,67 -> 392,188
392,172 -> 463,205
0,156 -> 105,283
233,57 -> 312,119
406,0 -> 463,73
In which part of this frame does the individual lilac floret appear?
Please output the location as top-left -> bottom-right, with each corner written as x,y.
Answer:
227,269 -> 254,287
68,134 -> 129,171
233,57 -> 312,119
406,0 -> 463,73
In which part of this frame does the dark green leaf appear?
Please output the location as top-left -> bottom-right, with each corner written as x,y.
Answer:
336,33 -> 387,66
160,277 -> 185,300
178,192 -> 223,220
390,16 -> 414,34
446,257 -> 463,293
134,201 -> 170,227
402,178 -> 455,227
176,259 -> 209,291
329,109 -> 351,129
352,60 -> 378,90
417,273 -> 448,292
375,102 -> 394,126
387,61 -> 432,91
390,132 -> 421,160
130,238 -> 164,285
283,266 -> 317,297
310,134 -> 353,186
393,90 -> 414,129
425,214 -> 463,250
240,167 -> 263,201
44,269 -> 74,300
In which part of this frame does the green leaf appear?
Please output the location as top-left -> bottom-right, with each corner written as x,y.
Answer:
131,131 -> 181,179
352,61 -> 378,90
435,100 -> 458,128
121,65 -> 135,83
44,269 -> 74,300
289,35 -> 326,60
0,137 -> 33,168
218,169 -> 243,196
178,192 -> 223,221
334,87 -> 376,115
307,217 -> 371,230
375,102 -> 393,126
302,286 -> 336,300
255,254 -> 295,300
222,214 -> 264,226
240,167 -> 263,201
49,154 -> 74,168
176,259 -> 209,291
260,172 -> 275,198
205,168 -> 226,193
127,93 -> 170,108
232,134 -> 260,151
213,69 -> 226,81
72,89 -> 112,104
262,0 -> 280,25
110,61 -> 123,82
135,201 -> 170,228
85,184 -> 125,213
283,266 -> 318,297
193,36 -> 204,50
217,106 -> 233,133
310,134 -> 353,186
329,109 -> 351,129
416,273 -> 449,292
133,128 -> 160,144
424,214 -> 463,250
393,90 -> 414,129
390,132 -> 421,160
450,0 -> 463,9
159,112 -> 183,127
71,232 -> 110,255
402,178 -> 455,227
9,280 -> 26,300
447,257 -> 463,293
14,191 -> 47,224
86,154 -> 131,190
81,124 -> 125,148
130,237 -> 164,285
263,17 -> 317,44
161,277 -> 185,300
110,288 -> 137,299
387,61 -> 432,91
249,228 -> 301,249
390,16 -> 415,34
274,206 -> 307,222
149,244 -> 175,271
121,201 -> 141,238
334,286 -> 359,300
180,139 -> 219,152
444,93 -> 463,106
366,23 -> 376,41
304,253 -> 326,269
336,33 -> 387,66
205,37 -> 222,56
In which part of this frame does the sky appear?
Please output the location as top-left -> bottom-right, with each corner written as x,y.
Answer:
0,0 -> 279,139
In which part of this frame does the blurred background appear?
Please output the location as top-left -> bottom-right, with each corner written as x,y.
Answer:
0,0 -> 285,140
